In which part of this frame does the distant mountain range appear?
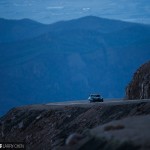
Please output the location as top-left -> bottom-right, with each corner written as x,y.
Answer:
0,16 -> 150,115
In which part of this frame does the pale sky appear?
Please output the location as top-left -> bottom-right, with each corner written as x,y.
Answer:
0,0 -> 150,24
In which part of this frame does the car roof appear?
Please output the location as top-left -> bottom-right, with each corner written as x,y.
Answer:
90,94 -> 100,96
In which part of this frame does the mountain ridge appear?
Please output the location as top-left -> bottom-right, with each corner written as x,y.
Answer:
0,16 -> 150,115
1,16 -> 150,43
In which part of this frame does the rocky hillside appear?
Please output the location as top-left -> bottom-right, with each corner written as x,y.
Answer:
126,61 -> 150,99
0,100 -> 150,150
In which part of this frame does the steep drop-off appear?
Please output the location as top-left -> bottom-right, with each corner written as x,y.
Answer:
0,101 -> 150,150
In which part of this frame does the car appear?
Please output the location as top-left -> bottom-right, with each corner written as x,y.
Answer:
88,94 -> 103,102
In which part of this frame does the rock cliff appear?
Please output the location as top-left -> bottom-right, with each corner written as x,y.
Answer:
126,61 -> 150,99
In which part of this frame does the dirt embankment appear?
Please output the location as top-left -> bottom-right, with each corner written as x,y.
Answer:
0,101 -> 150,150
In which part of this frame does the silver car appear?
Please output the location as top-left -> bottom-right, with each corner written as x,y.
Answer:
88,94 -> 103,102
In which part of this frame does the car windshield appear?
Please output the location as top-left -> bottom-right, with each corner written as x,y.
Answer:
91,94 -> 100,97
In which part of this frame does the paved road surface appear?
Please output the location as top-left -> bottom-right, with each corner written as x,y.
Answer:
46,99 -> 150,106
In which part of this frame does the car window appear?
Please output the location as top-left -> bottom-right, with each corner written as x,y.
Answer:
91,95 -> 100,97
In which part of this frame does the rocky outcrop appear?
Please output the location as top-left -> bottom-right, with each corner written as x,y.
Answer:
59,115 -> 150,150
126,61 -> 150,100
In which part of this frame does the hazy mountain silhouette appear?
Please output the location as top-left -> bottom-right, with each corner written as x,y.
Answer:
0,16 -> 150,115
0,18 -> 50,42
